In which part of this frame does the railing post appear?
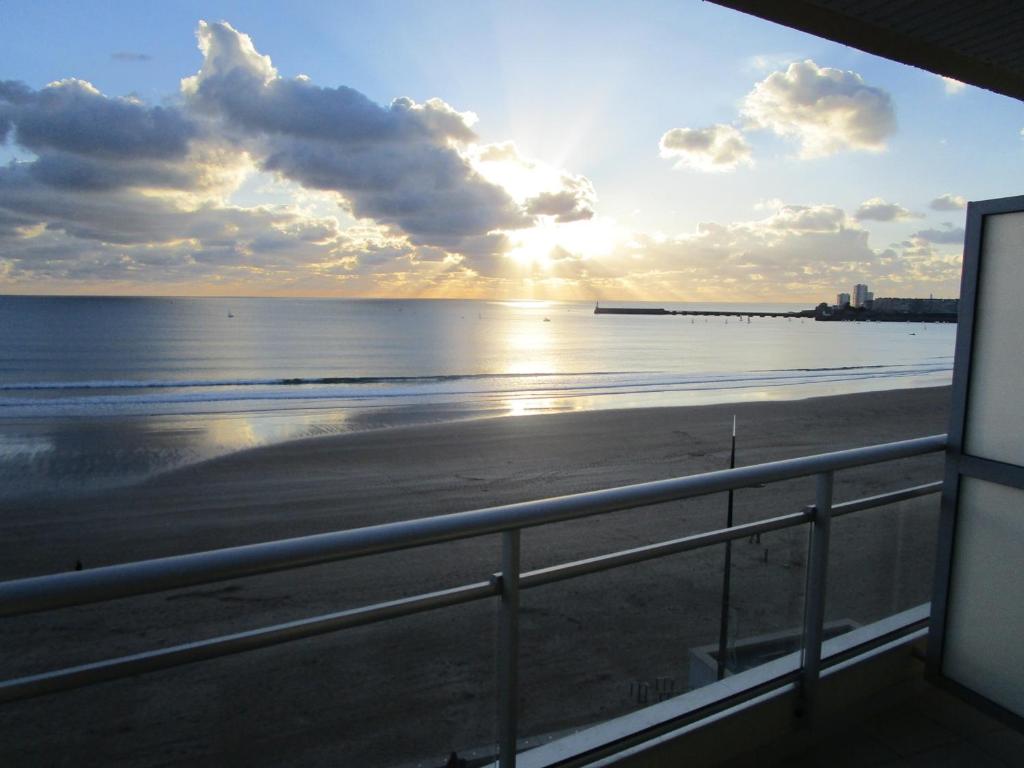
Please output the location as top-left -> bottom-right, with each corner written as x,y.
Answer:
498,529 -> 521,768
800,471 -> 833,721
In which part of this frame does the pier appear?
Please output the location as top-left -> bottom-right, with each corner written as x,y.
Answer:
593,304 -> 956,323
594,306 -> 815,319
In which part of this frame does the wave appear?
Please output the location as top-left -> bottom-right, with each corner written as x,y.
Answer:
759,361 -> 952,373
0,363 -> 953,416
0,371 -> 637,392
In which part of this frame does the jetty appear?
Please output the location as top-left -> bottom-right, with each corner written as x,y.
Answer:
594,305 -> 814,319
593,302 -> 957,323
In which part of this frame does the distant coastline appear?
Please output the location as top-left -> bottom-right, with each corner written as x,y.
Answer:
595,297 -> 958,323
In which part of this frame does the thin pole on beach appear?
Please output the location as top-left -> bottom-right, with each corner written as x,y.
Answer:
716,416 -> 736,681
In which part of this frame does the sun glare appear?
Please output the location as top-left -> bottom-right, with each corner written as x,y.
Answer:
504,216 -> 626,272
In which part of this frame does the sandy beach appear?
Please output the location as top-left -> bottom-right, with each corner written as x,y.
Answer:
0,386 -> 951,766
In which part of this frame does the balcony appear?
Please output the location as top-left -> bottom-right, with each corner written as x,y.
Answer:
0,434 -> 968,766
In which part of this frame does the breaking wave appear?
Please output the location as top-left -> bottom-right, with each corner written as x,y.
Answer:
0,362 -> 953,417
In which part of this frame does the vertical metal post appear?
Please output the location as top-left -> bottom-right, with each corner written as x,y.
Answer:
498,529 -> 521,768
716,416 -> 737,680
800,471 -> 833,720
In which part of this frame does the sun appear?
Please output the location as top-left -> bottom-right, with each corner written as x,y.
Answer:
504,215 -> 627,271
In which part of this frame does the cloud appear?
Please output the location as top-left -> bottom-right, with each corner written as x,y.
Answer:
1,78 -> 196,161
524,174 -> 596,222
854,197 -> 914,222
4,19 -> 622,292
912,225 -> 965,245
742,60 -> 896,157
940,76 -> 965,95
472,140 -> 596,224
0,156 -> 415,288
112,52 -> 153,62
612,205 -> 880,299
578,200 -> 961,302
11,20 -> 954,301
0,77 -> 239,200
658,124 -> 753,172
179,21 -> 527,263
768,203 -> 845,232
929,193 -> 966,211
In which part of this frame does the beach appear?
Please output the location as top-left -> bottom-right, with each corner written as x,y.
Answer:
0,387 -> 950,766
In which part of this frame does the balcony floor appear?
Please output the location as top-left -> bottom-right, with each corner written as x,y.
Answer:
723,667 -> 1024,767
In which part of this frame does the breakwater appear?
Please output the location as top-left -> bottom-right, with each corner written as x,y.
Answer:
594,305 -> 957,323
594,306 -> 814,319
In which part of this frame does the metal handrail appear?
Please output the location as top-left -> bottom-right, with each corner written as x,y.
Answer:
0,434 -> 946,617
0,433 -> 948,767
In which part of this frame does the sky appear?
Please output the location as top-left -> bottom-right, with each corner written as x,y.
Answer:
1,1 -> 1022,302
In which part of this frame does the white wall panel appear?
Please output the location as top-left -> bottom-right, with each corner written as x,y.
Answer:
944,478 -> 1024,716
964,211 -> 1024,466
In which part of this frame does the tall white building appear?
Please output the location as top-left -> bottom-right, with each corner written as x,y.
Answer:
853,283 -> 869,308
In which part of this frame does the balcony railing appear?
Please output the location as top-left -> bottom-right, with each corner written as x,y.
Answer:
0,434 -> 947,767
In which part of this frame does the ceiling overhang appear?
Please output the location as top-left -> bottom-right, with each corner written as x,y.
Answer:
708,0 -> 1024,101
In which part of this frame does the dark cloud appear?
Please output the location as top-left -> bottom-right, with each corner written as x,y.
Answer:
912,226 -> 965,244
0,206 -> 38,238
0,76 -> 214,199
0,20 -> 607,290
1,78 -> 196,160
0,161 -> 335,254
182,21 -> 528,258
27,151 -> 203,191
524,175 -> 595,223
853,197 -> 914,222
0,80 -> 33,105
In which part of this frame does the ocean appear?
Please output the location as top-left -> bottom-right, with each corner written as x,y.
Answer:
0,295 -> 955,499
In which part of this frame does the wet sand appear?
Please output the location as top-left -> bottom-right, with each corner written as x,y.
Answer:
0,387 -> 951,767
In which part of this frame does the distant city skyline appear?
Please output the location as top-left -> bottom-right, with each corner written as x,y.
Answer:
1,1 -> 1022,301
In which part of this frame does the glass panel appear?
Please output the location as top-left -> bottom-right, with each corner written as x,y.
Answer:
720,514 -> 809,679
514,491 -> 809,749
516,546 -> 726,746
0,549 -> 499,767
825,493 -> 940,639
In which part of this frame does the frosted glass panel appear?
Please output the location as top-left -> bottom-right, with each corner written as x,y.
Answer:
944,478 -> 1024,717
965,211 -> 1024,466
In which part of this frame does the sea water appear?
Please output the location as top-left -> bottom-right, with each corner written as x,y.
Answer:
0,295 -> 955,498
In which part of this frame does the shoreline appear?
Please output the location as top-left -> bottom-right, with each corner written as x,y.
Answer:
145,382 -> 954,486
1,386 -> 952,570
0,386 -> 952,766
0,374 -> 952,503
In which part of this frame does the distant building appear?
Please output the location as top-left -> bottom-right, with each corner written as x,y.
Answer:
853,284 -> 869,308
823,286 -> 958,321
872,297 -> 959,315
